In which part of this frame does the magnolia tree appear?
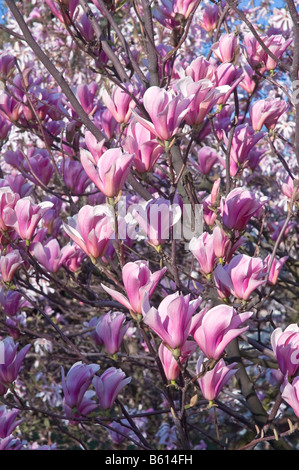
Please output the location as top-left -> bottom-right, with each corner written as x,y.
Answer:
0,0 -> 297,451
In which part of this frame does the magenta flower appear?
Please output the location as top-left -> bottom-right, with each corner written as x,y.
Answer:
189,232 -> 218,275
176,76 -> 229,127
63,204 -> 114,261
132,86 -> 191,142
0,337 -> 31,395
212,225 -> 232,261
142,291 -> 202,351
263,35 -> 293,71
220,188 -> 265,231
102,84 -> 136,124
211,33 -> 239,63
189,146 -> 218,175
264,254 -> 288,286
213,254 -> 266,301
159,341 -> 197,381
185,56 -> 215,82
92,367 -> 131,409
75,82 -> 98,115
95,311 -> 130,355
60,157 -> 90,196
0,187 -> 19,232
196,355 -> 238,401
0,250 -> 23,283
0,406 -> 23,438
271,324 -> 299,377
124,121 -> 164,174
190,305 -> 253,360
80,147 -> 134,198
101,260 -> 167,315
281,376 -> 299,418
84,130 -> 107,164
173,0 -> 198,18
199,4 -> 219,32
249,98 -> 288,131
33,239 -> 64,273
220,124 -> 264,175
5,198 -> 53,242
61,361 -> 100,417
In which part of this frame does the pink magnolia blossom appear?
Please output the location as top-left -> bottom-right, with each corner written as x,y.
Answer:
74,82 -> 98,116
5,198 -> 53,242
61,361 -> 99,418
95,311 -> 130,355
0,337 -> 31,395
220,187 -> 265,231
92,367 -> 131,409
133,197 -> 182,247
196,355 -> 238,401
123,121 -> 164,173
173,0 -> 198,18
281,175 -> 297,199
0,115 -> 11,140
212,225 -> 232,261
239,66 -> 257,94
190,305 -> 253,360
264,254 -> 288,285
211,33 -> 239,63
0,250 -> 23,283
80,147 -> 134,198
159,341 -> 197,381
176,77 -> 230,127
0,187 -> 19,232
189,146 -> 218,175
101,260 -> 167,315
249,98 -> 288,131
84,131 -> 107,164
132,86 -> 191,141
45,0 -> 78,25
281,376 -> 299,418
0,54 -> 15,76
189,232 -> 218,275
199,4 -> 219,32
60,157 -> 90,195
213,254 -> 266,301
271,324 -> 299,377
219,124 -> 264,176
33,239 -> 64,273
142,291 -> 202,352
263,35 -> 293,71
0,406 -> 23,439
102,84 -> 135,124
185,56 -> 215,82
63,204 -> 114,261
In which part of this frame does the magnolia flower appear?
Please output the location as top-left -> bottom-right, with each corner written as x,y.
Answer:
132,86 -> 191,142
190,305 -> 253,360
92,367 -> 131,409
102,260 -> 166,315
196,355 -> 238,401
63,204 -> 114,261
80,147 -> 134,198
142,291 -> 202,352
